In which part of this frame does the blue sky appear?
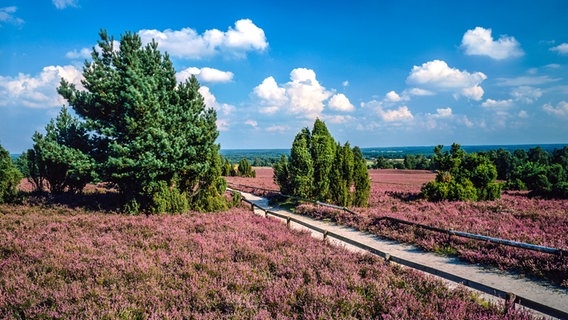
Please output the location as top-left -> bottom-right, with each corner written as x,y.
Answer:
1,0 -> 568,153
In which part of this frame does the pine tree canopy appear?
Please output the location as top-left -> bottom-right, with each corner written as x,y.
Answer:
57,30 -> 226,213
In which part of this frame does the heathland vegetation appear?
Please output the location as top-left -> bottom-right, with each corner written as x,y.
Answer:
0,28 -> 565,318
226,168 -> 568,287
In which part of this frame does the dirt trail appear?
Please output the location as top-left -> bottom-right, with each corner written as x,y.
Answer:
235,190 -> 568,319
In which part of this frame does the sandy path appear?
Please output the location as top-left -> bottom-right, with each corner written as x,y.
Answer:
234,189 -> 568,319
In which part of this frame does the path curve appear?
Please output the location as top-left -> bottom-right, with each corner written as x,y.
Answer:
235,189 -> 568,319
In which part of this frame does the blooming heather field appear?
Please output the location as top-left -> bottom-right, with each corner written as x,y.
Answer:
230,168 -> 568,287
0,204 -> 532,319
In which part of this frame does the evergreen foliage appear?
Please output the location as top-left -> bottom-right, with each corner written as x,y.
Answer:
421,143 -> 502,202
352,146 -> 371,206
491,146 -> 568,198
23,107 -> 97,194
0,144 -> 22,203
310,119 -> 336,201
221,157 -> 236,177
288,128 -> 314,198
57,30 -> 226,213
273,119 -> 370,206
237,158 -> 256,177
273,155 -> 291,195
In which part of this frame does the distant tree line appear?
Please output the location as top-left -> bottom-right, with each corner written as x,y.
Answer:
372,154 -> 431,170
222,155 -> 282,167
273,119 -> 370,207
483,146 -> 568,199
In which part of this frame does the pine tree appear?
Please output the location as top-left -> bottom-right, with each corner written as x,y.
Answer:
58,30 -> 225,213
26,107 -> 96,194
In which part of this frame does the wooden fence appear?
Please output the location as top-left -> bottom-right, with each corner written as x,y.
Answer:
228,185 -> 568,319
227,182 -> 567,256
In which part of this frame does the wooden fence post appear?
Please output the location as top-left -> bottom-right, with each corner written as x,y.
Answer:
286,216 -> 291,229
505,292 -> 516,314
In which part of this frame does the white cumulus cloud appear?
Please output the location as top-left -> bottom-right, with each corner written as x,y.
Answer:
245,120 -> 258,127
510,86 -> 542,104
0,6 -> 24,26
407,60 -> 487,100
550,43 -> 568,55
406,88 -> 435,96
385,90 -> 401,102
379,106 -> 413,122
481,99 -> 514,108
322,114 -> 355,124
52,0 -> 77,9
254,68 -> 339,119
265,125 -> 289,133
176,67 -> 234,83
139,19 -> 267,59
198,86 -> 235,131
461,27 -> 524,60
253,76 -> 287,114
66,40 -> 120,60
328,93 -> 355,112
199,86 -> 235,116
518,110 -> 528,118
0,65 -> 83,108
433,107 -> 453,118
543,101 -> 568,118
65,48 -> 91,59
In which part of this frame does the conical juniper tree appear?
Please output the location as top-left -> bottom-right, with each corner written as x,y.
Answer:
273,119 -> 370,206
352,146 -> 370,207
58,30 -> 226,213
311,118 -> 336,201
288,128 -> 314,198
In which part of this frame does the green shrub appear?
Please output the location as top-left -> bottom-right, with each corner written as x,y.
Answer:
0,145 -> 22,203
150,181 -> 189,214
422,144 -> 501,202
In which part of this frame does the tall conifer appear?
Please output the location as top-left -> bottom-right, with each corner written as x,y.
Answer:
58,30 -> 225,212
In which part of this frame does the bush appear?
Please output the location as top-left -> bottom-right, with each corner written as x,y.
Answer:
421,144 -> 501,202
504,178 -> 526,191
149,181 -> 189,214
0,145 -> 22,203
237,159 -> 256,177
